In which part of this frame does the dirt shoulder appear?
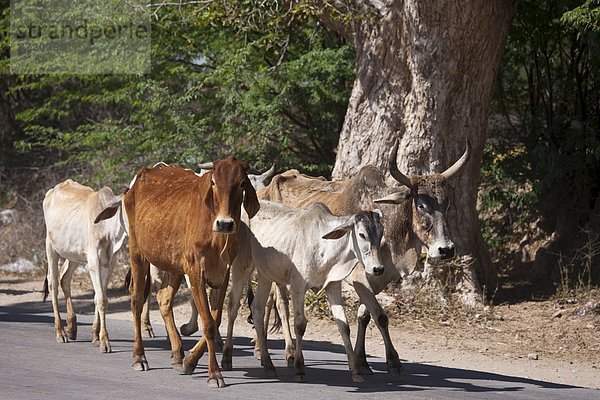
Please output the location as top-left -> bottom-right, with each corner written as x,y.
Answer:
1,272 -> 598,390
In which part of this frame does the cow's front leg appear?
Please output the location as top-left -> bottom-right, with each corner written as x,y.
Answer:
325,281 -> 364,383
184,268 -> 227,388
291,284 -> 307,383
156,272 -> 184,369
353,281 -> 405,376
88,252 -> 112,353
354,304 -> 373,375
251,275 -> 277,377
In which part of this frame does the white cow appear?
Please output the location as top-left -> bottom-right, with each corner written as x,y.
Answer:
43,179 -> 126,352
225,201 -> 386,383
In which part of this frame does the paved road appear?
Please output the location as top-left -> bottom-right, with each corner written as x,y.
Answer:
1,303 -> 598,400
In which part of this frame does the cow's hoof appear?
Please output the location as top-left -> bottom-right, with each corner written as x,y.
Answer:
388,363 -> 406,376
359,365 -> 374,375
179,323 -> 198,337
66,329 -> 77,341
56,335 -> 68,344
221,359 -> 232,371
132,358 -> 149,371
182,359 -> 196,375
352,374 -> 365,383
143,326 -> 155,338
293,373 -> 306,383
172,361 -> 184,371
207,377 -> 225,388
99,342 -> 111,353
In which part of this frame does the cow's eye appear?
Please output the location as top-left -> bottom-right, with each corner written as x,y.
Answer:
210,178 -> 216,186
359,232 -> 366,240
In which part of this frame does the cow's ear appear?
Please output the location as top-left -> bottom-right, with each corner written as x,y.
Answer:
322,220 -> 353,240
243,177 -> 260,219
373,188 -> 412,204
204,175 -> 216,214
94,198 -> 122,224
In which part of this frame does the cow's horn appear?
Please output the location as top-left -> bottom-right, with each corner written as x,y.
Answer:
388,140 -> 412,187
197,161 -> 214,170
441,141 -> 471,180
262,163 -> 276,178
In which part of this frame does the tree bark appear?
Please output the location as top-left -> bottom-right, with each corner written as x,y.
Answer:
328,0 -> 518,294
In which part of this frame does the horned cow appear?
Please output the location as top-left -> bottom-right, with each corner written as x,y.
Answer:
257,141 -> 470,375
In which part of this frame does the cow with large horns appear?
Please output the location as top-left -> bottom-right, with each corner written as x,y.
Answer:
257,140 -> 471,375
96,157 -> 260,388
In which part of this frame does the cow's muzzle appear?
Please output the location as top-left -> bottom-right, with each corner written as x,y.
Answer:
213,218 -> 236,234
372,265 -> 385,276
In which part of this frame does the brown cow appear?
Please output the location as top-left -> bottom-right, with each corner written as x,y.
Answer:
258,141 -> 470,375
96,157 -> 259,388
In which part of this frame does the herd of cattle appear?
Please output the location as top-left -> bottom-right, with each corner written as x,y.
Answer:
42,141 -> 470,388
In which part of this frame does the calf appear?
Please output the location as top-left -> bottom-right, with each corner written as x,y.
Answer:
245,201 -> 385,383
43,179 -> 126,352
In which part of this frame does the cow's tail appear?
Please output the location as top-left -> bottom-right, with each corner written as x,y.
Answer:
246,282 -> 254,325
42,276 -> 49,302
143,266 -> 151,302
269,303 -> 282,334
124,266 -> 151,301
245,282 -> 282,333
124,267 -> 132,294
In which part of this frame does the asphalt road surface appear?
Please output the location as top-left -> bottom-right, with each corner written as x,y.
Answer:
1,303 -> 599,400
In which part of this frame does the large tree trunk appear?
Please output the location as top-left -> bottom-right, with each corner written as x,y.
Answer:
328,1 -> 518,295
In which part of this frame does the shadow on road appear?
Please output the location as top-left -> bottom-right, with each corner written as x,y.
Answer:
0,299 -> 585,396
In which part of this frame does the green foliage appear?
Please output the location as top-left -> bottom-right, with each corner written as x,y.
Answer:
2,1 -> 354,187
561,0 -> 600,31
484,0 -> 600,283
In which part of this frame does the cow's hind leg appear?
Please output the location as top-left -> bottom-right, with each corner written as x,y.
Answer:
251,275 -> 277,377
290,283 -> 307,383
88,250 -> 112,353
276,284 -> 295,367
46,241 -> 68,343
60,260 -> 79,340
222,259 -> 253,371
156,272 -> 184,369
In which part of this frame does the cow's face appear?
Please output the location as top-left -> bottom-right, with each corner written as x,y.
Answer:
323,210 -> 385,277
410,176 -> 455,262
204,156 -> 260,234
375,141 -> 470,263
